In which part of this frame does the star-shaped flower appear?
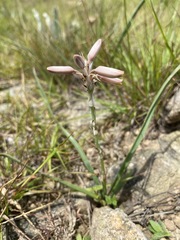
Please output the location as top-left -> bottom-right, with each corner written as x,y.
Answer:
47,39 -> 124,88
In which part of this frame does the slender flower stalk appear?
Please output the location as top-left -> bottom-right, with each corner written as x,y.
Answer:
47,39 -> 124,197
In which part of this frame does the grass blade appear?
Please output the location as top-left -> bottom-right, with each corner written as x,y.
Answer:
150,0 -> 175,60
109,64 -> 180,196
115,0 -> 145,50
53,179 -> 99,200
0,153 -> 99,200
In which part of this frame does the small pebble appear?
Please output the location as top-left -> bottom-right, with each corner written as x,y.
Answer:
174,215 -> 180,229
164,219 -> 176,231
6,136 -> 14,146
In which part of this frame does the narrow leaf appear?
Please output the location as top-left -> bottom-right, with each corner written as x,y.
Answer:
56,179 -> 99,199
115,0 -> 145,50
150,0 -> 175,60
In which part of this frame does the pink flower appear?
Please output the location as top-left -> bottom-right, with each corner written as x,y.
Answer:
87,39 -> 102,64
92,66 -> 124,78
47,39 -> 124,86
47,66 -> 77,74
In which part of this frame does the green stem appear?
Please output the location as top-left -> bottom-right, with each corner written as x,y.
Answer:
87,86 -> 107,196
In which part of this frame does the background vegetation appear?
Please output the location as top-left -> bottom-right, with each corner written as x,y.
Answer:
1,0 -> 179,115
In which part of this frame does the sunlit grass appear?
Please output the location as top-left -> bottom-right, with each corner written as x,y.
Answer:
0,0 -> 179,117
0,79 -> 71,222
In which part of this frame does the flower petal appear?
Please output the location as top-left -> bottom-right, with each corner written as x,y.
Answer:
87,39 -> 102,63
98,75 -> 123,85
92,66 -> 124,78
47,66 -> 76,74
73,54 -> 85,69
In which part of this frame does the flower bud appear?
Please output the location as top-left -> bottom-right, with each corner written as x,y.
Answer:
92,66 -> 124,78
47,66 -> 76,74
73,54 -> 85,69
98,75 -> 123,85
87,39 -> 102,63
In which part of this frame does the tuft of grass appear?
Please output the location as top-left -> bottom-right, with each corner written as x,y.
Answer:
0,78 -> 71,223
107,0 -> 179,121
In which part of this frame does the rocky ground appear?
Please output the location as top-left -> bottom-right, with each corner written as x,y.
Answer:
0,81 -> 179,239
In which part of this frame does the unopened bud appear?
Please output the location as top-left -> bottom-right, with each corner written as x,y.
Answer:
73,54 -> 85,69
47,66 -> 76,74
92,66 -> 124,78
98,75 -> 123,85
87,39 -> 102,63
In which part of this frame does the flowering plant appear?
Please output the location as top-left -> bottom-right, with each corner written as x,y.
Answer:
47,39 -> 179,206
47,39 -> 124,205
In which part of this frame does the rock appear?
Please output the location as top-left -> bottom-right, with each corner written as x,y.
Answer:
162,87 -> 180,129
131,130 -> 180,196
118,130 -> 180,240
90,206 -> 147,240
174,216 -> 180,229
164,219 -> 176,231
145,131 -> 180,195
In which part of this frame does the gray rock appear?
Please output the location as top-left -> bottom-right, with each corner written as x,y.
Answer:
127,131 -> 180,196
91,206 -> 147,240
163,87 -> 180,128
91,131 -> 180,240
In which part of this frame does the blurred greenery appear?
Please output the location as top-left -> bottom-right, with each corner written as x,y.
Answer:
0,0 -> 179,119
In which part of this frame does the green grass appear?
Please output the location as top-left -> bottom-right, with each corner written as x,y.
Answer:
0,80 -> 69,210
0,0 -> 179,118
